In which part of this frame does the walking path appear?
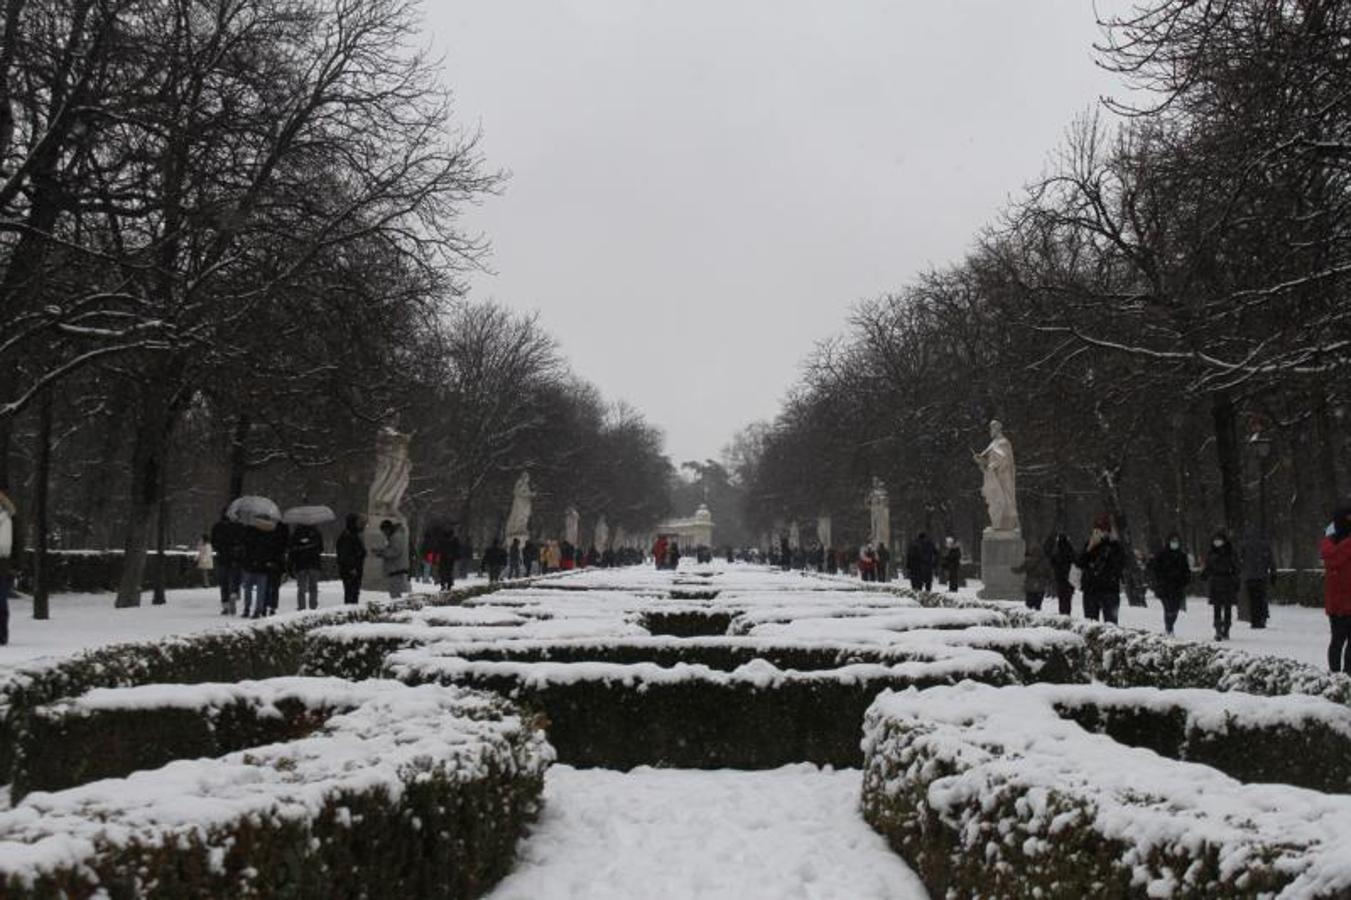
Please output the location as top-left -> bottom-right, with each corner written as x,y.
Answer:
486,765 -> 927,900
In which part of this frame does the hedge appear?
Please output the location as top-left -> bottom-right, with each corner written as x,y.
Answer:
0,581 -> 506,783
385,651 -> 1017,769
0,682 -> 553,899
862,682 -> 1351,899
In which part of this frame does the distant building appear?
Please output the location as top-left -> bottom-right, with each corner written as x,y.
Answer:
655,503 -> 715,548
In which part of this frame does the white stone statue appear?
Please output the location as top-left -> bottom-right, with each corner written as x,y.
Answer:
564,506 -> 580,546
816,514 -> 833,549
973,419 -> 1019,533
367,428 -> 412,519
866,478 -> 891,551
504,472 -> 534,541
788,521 -> 800,550
594,516 -> 610,551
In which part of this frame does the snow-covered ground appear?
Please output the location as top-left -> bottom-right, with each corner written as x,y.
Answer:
945,581 -> 1334,670
487,765 -> 928,900
0,577 -> 483,675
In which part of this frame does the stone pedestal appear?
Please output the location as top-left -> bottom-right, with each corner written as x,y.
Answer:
978,529 -> 1025,600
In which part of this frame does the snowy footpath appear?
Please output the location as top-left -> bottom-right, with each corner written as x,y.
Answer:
487,765 -> 928,900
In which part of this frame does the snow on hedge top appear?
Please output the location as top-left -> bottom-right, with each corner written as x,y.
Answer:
0,681 -> 553,886
35,676 -> 430,718
743,608 -> 1005,642
864,681 -> 1351,897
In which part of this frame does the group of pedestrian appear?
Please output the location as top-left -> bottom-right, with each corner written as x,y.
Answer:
652,536 -> 682,570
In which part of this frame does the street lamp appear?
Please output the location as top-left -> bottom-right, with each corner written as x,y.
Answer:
1248,432 -> 1273,537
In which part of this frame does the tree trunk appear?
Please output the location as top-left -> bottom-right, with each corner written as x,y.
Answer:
32,388 -> 53,620
1099,466 -> 1146,606
227,414 -> 250,500
1288,421 -> 1319,569
1211,392 -> 1246,535
1314,395 -> 1342,508
152,445 -> 170,605
115,422 -> 159,607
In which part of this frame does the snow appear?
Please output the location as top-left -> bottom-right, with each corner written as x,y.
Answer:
0,578 -> 483,676
486,765 -> 928,900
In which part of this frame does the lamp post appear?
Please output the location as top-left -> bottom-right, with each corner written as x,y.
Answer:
1248,432 -> 1273,538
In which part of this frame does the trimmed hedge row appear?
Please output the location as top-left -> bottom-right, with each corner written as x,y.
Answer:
911,588 -> 1351,704
0,682 -> 553,899
0,581 -> 506,783
861,682 -> 1351,899
386,653 -> 1017,769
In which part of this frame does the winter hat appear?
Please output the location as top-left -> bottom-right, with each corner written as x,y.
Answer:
1092,512 -> 1112,531
1334,504 -> 1351,538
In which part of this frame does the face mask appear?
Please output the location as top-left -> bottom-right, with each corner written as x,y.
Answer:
1212,539 -> 1223,548
1169,540 -> 1180,550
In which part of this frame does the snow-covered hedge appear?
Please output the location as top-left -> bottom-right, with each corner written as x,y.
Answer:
913,590 -> 1351,704
0,681 -> 552,899
861,682 -> 1351,898
386,650 -> 1016,769
0,582 -> 506,783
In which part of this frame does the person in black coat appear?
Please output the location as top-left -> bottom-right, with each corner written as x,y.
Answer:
905,533 -> 938,592
209,510 -> 247,615
941,537 -> 962,592
336,514 -> 366,605
288,523 -> 324,611
1150,533 -> 1191,636
1201,530 -> 1241,641
1045,531 -> 1078,616
259,521 -> 289,618
1077,513 -> 1126,624
484,538 -> 507,583
436,527 -> 460,591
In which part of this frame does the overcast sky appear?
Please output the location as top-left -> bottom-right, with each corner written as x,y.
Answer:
426,2 -> 1127,466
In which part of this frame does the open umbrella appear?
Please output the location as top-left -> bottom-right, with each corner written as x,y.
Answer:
283,505 -> 336,526
226,495 -> 281,523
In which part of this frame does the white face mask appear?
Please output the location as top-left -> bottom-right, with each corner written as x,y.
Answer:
1169,540 -> 1180,550
1212,539 -> 1224,548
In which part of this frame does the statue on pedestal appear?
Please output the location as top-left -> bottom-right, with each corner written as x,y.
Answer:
972,420 -> 1019,533
564,506 -> 580,546
367,428 -> 411,519
817,514 -> 832,550
504,472 -> 534,542
866,478 -> 891,551
594,516 -> 610,551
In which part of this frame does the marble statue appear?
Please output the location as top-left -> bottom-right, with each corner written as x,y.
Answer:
788,521 -> 800,550
866,478 -> 891,551
973,419 -> 1019,532
564,506 -> 580,546
816,515 -> 833,549
367,428 -> 411,519
504,472 -> 534,541
594,516 -> 610,551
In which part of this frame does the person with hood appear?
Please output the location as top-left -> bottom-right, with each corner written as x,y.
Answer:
1150,532 -> 1191,636
1045,530 -> 1078,616
1011,541 -> 1054,610
1321,505 -> 1351,672
336,514 -> 366,605
288,521 -> 324,610
905,533 -> 939,592
1240,528 -> 1276,629
652,536 -> 668,570
942,536 -> 962,592
376,519 -> 410,599
0,490 -> 22,646
1200,529 -> 1240,641
1077,513 -> 1126,623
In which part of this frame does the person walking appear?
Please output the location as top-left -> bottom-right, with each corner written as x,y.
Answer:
288,521 -> 324,611
1240,528 -> 1276,629
1046,530 -> 1077,616
1200,530 -> 1240,641
210,509 -> 245,615
484,538 -> 507,583
436,527 -> 460,591
1321,505 -> 1351,672
0,491 -> 21,646
1011,541 -> 1054,611
1150,533 -> 1191,636
1077,514 -> 1126,624
508,538 -> 522,579
336,514 -> 366,605
241,520 -> 272,618
522,538 -> 537,577
941,536 -> 962,592
194,533 -> 214,588
905,533 -> 938,592
375,520 -> 410,599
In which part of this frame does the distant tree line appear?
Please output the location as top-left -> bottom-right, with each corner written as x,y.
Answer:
734,0 -> 1351,581
0,0 -> 672,611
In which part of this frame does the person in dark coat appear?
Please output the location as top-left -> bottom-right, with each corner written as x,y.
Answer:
1200,530 -> 1240,641
508,538 -> 523,579
288,523 -> 324,611
941,536 -> 962,592
779,536 -> 792,572
241,521 -> 272,618
209,510 -> 246,615
905,533 -> 938,592
0,491 -> 22,646
484,538 -> 507,583
522,538 -> 538,577
435,527 -> 460,591
336,514 -> 366,605
1011,541 -> 1054,611
1240,528 -> 1276,629
1321,505 -> 1351,672
1150,533 -> 1191,636
1077,513 -> 1126,624
258,521 -> 289,617
1045,530 -> 1077,616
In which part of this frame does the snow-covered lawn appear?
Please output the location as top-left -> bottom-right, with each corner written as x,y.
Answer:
0,577 -> 483,675
487,765 -> 928,900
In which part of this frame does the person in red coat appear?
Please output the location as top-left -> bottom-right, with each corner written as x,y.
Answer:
1321,505 -> 1351,672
